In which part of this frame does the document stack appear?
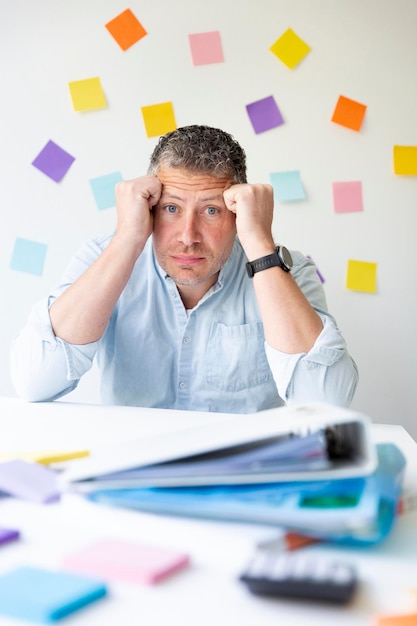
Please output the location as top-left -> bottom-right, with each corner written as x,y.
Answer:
61,403 -> 406,545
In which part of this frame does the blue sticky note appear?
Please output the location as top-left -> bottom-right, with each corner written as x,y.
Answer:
270,170 -> 306,202
89,171 -> 122,210
10,238 -> 48,276
0,566 -> 107,623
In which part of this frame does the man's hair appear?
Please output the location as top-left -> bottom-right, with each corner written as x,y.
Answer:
147,125 -> 247,183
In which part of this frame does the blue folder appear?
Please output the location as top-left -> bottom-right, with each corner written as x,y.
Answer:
88,443 -> 406,546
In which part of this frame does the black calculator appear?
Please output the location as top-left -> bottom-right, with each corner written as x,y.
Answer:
240,549 -> 357,604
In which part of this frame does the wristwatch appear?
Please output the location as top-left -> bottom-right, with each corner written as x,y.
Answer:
246,246 -> 293,278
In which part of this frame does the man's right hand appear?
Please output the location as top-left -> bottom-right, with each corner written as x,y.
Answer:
114,176 -> 162,254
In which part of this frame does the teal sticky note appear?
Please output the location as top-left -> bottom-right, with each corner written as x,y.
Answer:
270,170 -> 306,202
10,238 -> 48,275
0,566 -> 107,622
89,171 -> 122,210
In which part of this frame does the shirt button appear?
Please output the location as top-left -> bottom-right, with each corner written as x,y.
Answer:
179,381 -> 187,389
183,336 -> 191,344
169,290 -> 177,298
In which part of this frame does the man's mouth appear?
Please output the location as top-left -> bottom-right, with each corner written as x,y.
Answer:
171,255 -> 205,266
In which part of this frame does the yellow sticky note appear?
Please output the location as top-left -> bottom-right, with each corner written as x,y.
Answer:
0,450 -> 89,465
393,145 -> 417,175
269,28 -> 311,69
346,259 -> 377,293
141,101 -> 177,138
68,77 -> 107,111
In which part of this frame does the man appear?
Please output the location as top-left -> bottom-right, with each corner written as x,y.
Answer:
11,125 -> 358,412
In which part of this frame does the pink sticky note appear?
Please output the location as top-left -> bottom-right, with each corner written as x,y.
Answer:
332,181 -> 363,213
62,539 -> 190,585
0,460 -> 60,503
188,31 -> 224,65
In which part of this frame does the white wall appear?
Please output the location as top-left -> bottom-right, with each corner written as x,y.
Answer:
1,0 -> 416,437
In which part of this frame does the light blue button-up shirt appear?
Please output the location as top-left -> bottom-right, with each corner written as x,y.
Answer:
10,235 -> 358,412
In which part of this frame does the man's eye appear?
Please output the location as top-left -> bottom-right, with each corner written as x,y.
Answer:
165,205 -> 177,213
205,207 -> 218,215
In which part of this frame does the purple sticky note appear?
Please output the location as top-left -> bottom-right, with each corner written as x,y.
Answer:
307,255 -> 325,284
246,95 -> 284,134
32,140 -> 75,182
0,528 -> 20,546
0,460 -> 60,504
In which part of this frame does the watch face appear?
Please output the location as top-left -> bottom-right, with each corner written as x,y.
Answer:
280,246 -> 293,270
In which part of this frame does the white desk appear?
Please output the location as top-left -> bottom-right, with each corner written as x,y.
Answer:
0,397 -> 416,625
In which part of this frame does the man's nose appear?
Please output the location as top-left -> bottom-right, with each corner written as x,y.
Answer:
178,214 -> 201,246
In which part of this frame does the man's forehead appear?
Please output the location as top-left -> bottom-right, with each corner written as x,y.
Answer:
157,167 -> 232,193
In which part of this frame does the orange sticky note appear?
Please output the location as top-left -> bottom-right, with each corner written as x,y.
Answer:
68,77 -> 106,111
105,8 -> 147,51
375,614 -> 417,626
346,259 -> 377,293
393,145 -> 417,175
141,101 -> 177,138
269,28 -> 311,69
331,95 -> 367,131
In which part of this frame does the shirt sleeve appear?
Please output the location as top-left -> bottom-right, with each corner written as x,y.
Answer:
10,236 -> 109,402
265,252 -> 359,407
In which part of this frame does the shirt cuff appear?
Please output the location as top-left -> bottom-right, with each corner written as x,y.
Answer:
29,297 -> 98,381
265,314 -> 347,401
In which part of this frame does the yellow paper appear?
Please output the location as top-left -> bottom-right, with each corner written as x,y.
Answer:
0,450 -> 89,465
141,101 -> 177,138
393,145 -> 417,175
269,28 -> 311,69
346,259 -> 377,293
68,77 -> 107,111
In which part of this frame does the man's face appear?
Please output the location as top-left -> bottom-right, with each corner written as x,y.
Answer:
152,167 -> 236,299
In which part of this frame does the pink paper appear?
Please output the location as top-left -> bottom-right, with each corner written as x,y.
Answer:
62,539 -> 189,585
332,181 -> 363,213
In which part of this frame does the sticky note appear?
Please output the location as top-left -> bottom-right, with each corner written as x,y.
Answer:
105,8 -> 147,51
246,95 -> 284,134
89,172 -> 122,210
393,145 -> 417,175
188,31 -> 224,65
68,77 -> 107,111
375,615 -> 417,626
270,170 -> 306,202
0,528 -> 20,547
62,539 -> 189,585
306,256 -> 325,284
332,181 -> 363,213
0,459 -> 60,503
0,566 -> 107,623
141,101 -> 177,138
331,95 -> 367,131
269,28 -> 311,69
32,140 -> 75,182
0,450 -> 89,465
10,237 -> 47,276
346,259 -> 377,293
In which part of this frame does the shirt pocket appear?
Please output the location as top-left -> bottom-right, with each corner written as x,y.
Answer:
206,322 -> 271,392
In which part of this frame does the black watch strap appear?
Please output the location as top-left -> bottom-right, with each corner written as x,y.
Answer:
246,246 -> 292,278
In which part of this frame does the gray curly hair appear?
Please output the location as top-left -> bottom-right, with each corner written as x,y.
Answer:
147,125 -> 247,184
